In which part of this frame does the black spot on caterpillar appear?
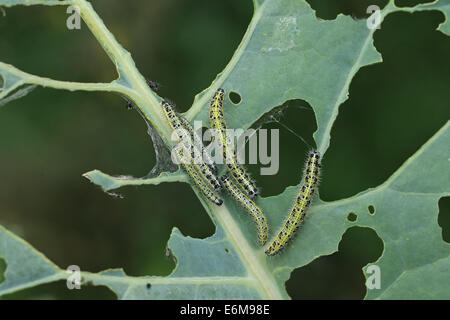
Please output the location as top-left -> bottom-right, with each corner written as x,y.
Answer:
179,116 -> 218,175
162,100 -> 222,192
161,101 -> 223,206
265,150 -> 321,256
221,174 -> 268,246
209,88 -> 259,198
174,145 -> 223,206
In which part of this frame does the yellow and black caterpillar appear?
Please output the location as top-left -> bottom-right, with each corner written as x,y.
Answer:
221,174 -> 268,246
209,88 -> 259,198
162,100 -> 221,192
265,150 -> 321,256
178,116 -> 218,175
161,93 -> 320,254
161,100 -> 223,205
174,145 -> 223,206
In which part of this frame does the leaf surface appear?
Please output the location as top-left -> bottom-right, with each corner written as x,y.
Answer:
0,0 -> 449,299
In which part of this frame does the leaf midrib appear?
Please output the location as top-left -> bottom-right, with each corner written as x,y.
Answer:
211,204 -> 284,299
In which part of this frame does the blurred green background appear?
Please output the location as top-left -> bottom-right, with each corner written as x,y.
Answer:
0,0 -> 448,299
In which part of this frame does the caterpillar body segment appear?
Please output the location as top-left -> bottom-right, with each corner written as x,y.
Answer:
225,158 -> 259,198
209,88 -> 227,133
265,150 -> 321,256
221,174 -> 268,246
209,89 -> 259,198
179,115 -> 218,175
161,100 -> 222,192
174,146 -> 223,206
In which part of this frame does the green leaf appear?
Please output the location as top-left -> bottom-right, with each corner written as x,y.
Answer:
0,0 -> 449,299
0,0 -> 67,6
376,255 -> 450,299
189,0 -> 383,155
82,170 -> 189,193
259,122 -> 450,299
1,122 -> 448,299
0,226 -> 64,296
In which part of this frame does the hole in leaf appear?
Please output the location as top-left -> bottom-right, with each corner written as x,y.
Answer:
146,283 -> 152,290
0,257 -> 6,284
320,10 -> 450,202
368,205 -> 375,215
305,0 -> 389,20
123,183 -> 214,277
229,91 -> 242,105
438,197 -> 450,243
225,248 -> 230,253
248,100 -> 316,197
287,226 -> 383,299
347,212 -> 357,222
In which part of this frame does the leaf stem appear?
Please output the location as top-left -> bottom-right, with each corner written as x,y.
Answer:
75,0 -> 284,299
0,62 -> 125,94
73,0 -> 173,142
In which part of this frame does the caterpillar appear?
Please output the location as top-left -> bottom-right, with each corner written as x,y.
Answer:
161,100 -> 222,192
220,174 -> 268,246
173,145 -> 223,206
209,88 -> 259,198
265,150 -> 321,256
179,115 -> 218,175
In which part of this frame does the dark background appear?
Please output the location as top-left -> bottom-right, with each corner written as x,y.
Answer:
0,0 -> 448,299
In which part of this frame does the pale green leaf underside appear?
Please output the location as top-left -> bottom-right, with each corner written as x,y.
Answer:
0,0 -> 449,299
376,255 -> 450,299
82,170 -> 189,192
1,122 -> 448,299
0,0 -> 71,6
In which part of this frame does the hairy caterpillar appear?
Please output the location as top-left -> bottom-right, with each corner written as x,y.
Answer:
209,88 -> 258,198
179,116 -> 218,175
265,150 -> 321,256
161,100 -> 222,192
220,174 -> 268,246
174,145 -> 223,206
